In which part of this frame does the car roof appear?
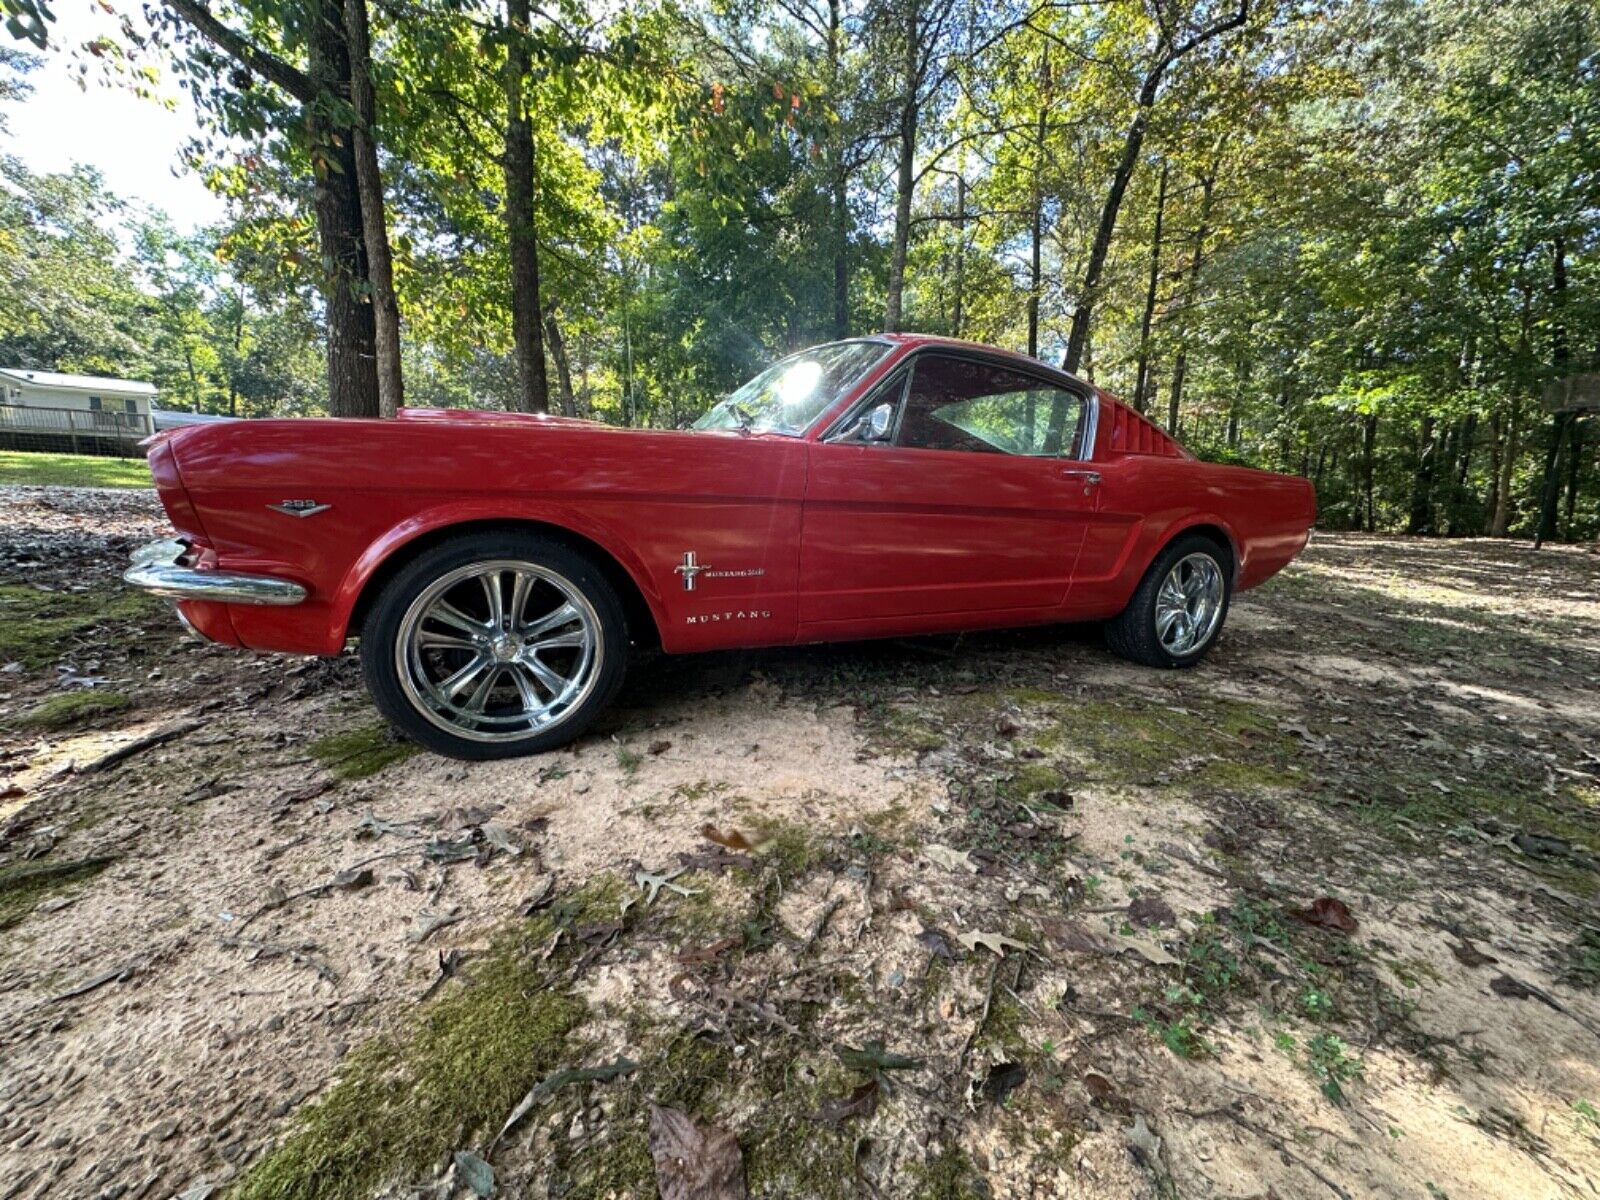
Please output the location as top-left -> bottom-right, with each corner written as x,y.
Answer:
874,334 -> 1092,391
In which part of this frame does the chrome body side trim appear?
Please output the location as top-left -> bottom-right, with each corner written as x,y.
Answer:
124,538 -> 307,606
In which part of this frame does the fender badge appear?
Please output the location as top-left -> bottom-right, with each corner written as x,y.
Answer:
268,499 -> 331,518
675,551 -> 765,592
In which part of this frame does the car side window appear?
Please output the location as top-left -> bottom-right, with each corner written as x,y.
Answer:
896,354 -> 1086,457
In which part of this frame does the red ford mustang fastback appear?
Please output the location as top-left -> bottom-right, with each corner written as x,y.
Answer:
126,335 -> 1315,759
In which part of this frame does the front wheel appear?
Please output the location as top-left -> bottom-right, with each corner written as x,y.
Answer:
361,532 -> 629,759
1104,534 -> 1231,669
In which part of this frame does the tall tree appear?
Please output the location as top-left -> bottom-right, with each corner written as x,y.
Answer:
502,0 -> 551,413
1061,0 -> 1248,373
158,0 -> 380,416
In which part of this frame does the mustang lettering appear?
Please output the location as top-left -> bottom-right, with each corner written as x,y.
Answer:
125,335 -> 1315,760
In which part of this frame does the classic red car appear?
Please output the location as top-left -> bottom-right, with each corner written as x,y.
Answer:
126,335 -> 1315,759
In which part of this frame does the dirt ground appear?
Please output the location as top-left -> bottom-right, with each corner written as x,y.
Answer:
1,483 -> 1598,1200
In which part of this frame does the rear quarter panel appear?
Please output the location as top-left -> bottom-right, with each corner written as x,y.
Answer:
1072,454 -> 1315,618
165,417 -> 807,655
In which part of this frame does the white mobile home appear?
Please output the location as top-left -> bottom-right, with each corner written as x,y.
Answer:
0,368 -> 158,455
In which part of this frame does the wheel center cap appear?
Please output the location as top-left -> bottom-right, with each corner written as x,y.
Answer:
490,635 -> 521,663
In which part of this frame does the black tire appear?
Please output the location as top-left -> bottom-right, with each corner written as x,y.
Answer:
1104,532 -> 1232,669
361,532 -> 629,760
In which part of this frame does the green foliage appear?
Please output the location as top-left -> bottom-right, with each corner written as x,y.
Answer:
3,0 -> 1595,540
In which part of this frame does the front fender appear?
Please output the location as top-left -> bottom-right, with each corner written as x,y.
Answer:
322,500 -> 669,654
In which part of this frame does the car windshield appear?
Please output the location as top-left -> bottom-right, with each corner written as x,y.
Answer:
693,340 -> 891,436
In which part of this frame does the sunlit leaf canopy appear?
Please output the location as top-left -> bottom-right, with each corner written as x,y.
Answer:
0,0 -> 1596,538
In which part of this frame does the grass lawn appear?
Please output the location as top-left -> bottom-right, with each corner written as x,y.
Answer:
0,450 -> 152,488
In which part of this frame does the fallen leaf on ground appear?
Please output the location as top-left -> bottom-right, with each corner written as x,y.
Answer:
1127,895 -> 1175,928
700,824 -> 758,851
1084,1072 -> 1131,1114
957,930 -> 1028,958
1040,918 -> 1117,956
453,1150 -> 495,1197
649,739 -> 672,755
517,876 -> 556,915
1450,937 -> 1498,968
410,906 -> 463,944
354,812 -> 410,840
678,936 -> 742,964
495,1057 -> 639,1149
634,867 -> 700,906
330,867 -> 373,891
423,835 -> 478,864
678,847 -> 756,872
981,1062 -> 1027,1106
1128,1114 -> 1166,1176
834,1040 -> 923,1074
917,927 -> 957,959
481,824 -> 522,857
1296,896 -> 1358,934
924,844 -> 978,873
809,1079 -> 879,1123
1489,974 -> 1564,1011
648,1105 -> 747,1200
1106,932 -> 1180,966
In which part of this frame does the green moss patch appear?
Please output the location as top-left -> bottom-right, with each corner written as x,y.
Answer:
0,585 -> 159,668
234,924 -> 590,1200
1029,694 -> 1292,787
311,723 -> 418,780
0,856 -> 114,930
17,690 -> 131,730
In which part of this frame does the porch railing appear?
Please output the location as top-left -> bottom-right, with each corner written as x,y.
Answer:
0,403 -> 151,457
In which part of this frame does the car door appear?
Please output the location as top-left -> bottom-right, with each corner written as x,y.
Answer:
798,351 -> 1100,635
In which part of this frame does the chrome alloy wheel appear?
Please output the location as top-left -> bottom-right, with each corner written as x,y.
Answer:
395,560 -> 602,743
1154,552 -> 1225,656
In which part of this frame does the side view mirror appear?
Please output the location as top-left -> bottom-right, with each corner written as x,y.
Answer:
858,403 -> 893,443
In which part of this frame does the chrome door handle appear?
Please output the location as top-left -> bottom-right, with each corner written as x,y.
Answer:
1059,469 -> 1101,485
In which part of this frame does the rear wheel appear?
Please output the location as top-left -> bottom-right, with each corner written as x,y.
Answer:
361,533 -> 628,759
1104,533 -> 1231,669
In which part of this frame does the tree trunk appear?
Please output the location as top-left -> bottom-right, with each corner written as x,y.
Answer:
1484,408 -> 1503,530
1164,169 -> 1215,434
344,0 -> 403,416
1535,412 -> 1573,547
1061,2 -> 1246,374
1132,158 -> 1169,414
1564,415 -> 1585,537
951,171 -> 965,338
544,307 -> 577,418
828,0 -> 850,338
1491,399 -> 1519,536
306,0 -> 379,417
1026,52 -> 1049,358
883,0 -> 918,333
1406,416 -> 1437,534
503,0 -> 550,413
1535,238 -> 1571,547
160,0 -> 378,416
1361,411 -> 1378,533
1166,348 -> 1187,437
1062,69 -> 1158,373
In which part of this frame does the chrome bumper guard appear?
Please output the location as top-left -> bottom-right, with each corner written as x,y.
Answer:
124,538 -> 307,606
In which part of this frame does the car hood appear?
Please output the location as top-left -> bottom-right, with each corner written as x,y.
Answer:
394,407 -> 602,431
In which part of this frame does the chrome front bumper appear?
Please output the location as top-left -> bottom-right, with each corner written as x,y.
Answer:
124,538 -> 307,606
